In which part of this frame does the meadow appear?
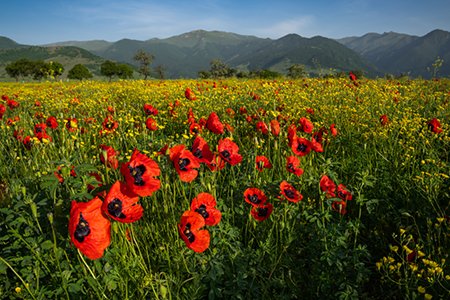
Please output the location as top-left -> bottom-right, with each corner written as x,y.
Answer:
0,78 -> 448,299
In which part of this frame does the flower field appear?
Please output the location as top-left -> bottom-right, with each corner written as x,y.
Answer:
0,78 -> 449,299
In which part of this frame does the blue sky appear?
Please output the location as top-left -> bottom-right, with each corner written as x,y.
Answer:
1,0 -> 449,44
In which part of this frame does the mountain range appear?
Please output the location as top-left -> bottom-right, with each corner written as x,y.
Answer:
1,29 -> 449,79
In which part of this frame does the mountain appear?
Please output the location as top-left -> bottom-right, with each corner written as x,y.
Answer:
43,40 -> 113,53
85,30 -> 371,78
0,36 -> 26,49
337,29 -> 450,77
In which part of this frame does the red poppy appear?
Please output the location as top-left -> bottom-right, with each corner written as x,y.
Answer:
287,124 -> 297,147
286,155 -> 304,176
310,137 -> 323,153
320,175 -> 336,198
33,123 -> 51,141
121,149 -> 161,197
0,104 -> 5,119
185,87 -> 196,100
239,106 -> 247,115
337,184 -> 352,201
291,137 -> 312,157
244,188 -> 267,206
143,104 -> 158,116
7,99 -> 19,109
218,138 -> 242,165
23,136 -> 33,150
157,144 -> 169,156
169,145 -> 200,182
178,210 -> 210,253
102,181 -> 143,223
206,112 -> 224,134
330,124 -> 338,136
68,198 -> 111,260
379,115 -> 389,126
107,106 -> 115,114
45,116 -> 58,129
206,155 -> 226,172
191,136 -> 214,164
187,107 -> 196,124
101,115 -> 119,134
306,108 -> 314,115
99,144 -> 119,169
226,108 -> 235,117
427,118 -> 442,134
279,181 -> 303,203
6,116 -> 19,126
250,203 -> 273,222
189,122 -> 202,135
255,155 -> 272,172
145,117 -> 158,131
66,118 -> 78,132
256,121 -> 269,135
270,119 -> 280,136
331,200 -> 347,215
13,129 -> 24,142
298,117 -> 313,134
190,192 -> 221,226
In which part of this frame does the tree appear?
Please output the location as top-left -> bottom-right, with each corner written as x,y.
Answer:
32,60 -> 51,81
287,64 -> 307,78
68,64 -> 92,81
209,59 -> 235,78
154,65 -> 166,79
101,60 -> 118,82
5,59 -> 34,81
47,61 -> 64,80
116,64 -> 134,79
133,49 -> 154,80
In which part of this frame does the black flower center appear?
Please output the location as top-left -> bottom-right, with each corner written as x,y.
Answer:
183,223 -> 195,243
284,189 -> 296,199
35,127 -> 43,133
193,148 -> 203,159
297,143 -> 307,153
129,164 -> 146,186
107,198 -> 126,219
338,190 -> 347,199
257,207 -> 269,217
221,150 -> 231,159
247,194 -> 261,204
74,213 -> 91,242
178,158 -> 190,171
195,204 -> 209,219
287,163 -> 295,171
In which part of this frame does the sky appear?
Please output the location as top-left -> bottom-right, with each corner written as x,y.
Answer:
1,0 -> 449,45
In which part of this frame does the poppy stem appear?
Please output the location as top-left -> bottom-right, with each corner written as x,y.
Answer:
0,256 -> 37,300
77,250 -> 108,299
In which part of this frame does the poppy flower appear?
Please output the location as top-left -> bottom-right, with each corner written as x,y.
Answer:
178,210 -> 210,253
427,118 -> 442,134
0,104 -> 6,119
298,117 -> 313,134
379,115 -> 389,126
286,155 -> 304,176
157,144 -> 169,156
279,181 -> 303,203
189,122 -> 202,135
190,192 -> 221,226
349,71 -> 357,82
143,104 -> 158,116
250,203 -> 273,222
65,118 -> 78,132
7,99 -> 19,109
33,123 -> 51,142
102,181 -> 143,223
256,121 -> 269,135
291,137 -> 312,157
185,87 -> 196,100
187,107 -> 196,124
13,129 -> 24,142
255,155 -> 272,172
169,145 -> 200,182
23,136 -> 33,150
206,155 -> 226,172
191,136 -> 214,164
68,198 -> 111,260
218,138 -> 242,166
101,115 -> 119,134
330,124 -> 338,136
337,184 -> 352,201
45,116 -> 58,129
244,188 -> 267,206
287,124 -> 297,147
206,112 -> 224,134
107,106 -> 115,114
331,200 -> 347,215
226,108 -> 235,117
320,175 -> 336,198
121,149 -> 161,197
145,117 -> 158,131
99,144 -> 119,169
270,119 -> 280,136
310,137 -> 323,153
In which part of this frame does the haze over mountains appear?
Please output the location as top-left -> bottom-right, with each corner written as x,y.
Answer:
1,29 -> 449,79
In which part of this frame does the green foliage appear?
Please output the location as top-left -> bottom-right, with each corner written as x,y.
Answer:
67,64 -> 93,81
133,49 -> 154,80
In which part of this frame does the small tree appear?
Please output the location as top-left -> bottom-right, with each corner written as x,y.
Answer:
154,65 -> 166,79
5,58 -> 34,81
68,64 -> 92,81
287,64 -> 307,78
101,60 -> 118,82
133,49 -> 154,80
47,61 -> 64,80
116,64 -> 134,79
209,59 -> 235,78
